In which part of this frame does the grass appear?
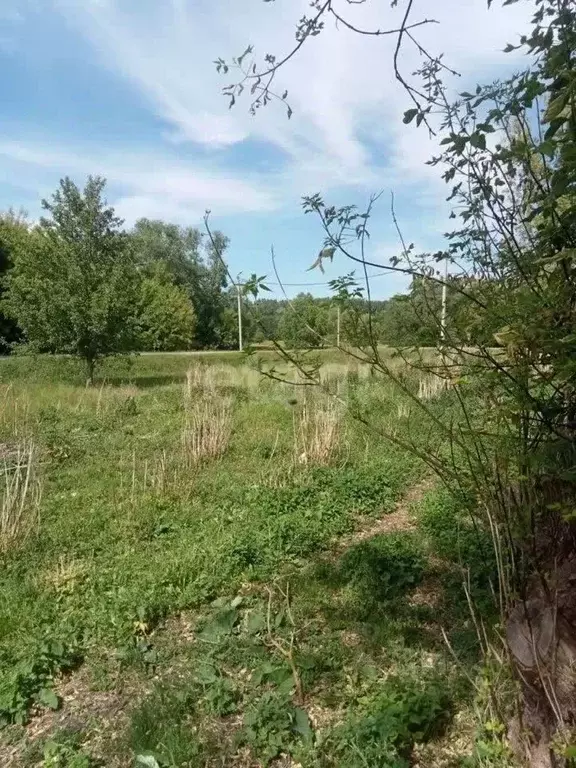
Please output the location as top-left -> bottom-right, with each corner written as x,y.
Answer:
0,353 -> 501,767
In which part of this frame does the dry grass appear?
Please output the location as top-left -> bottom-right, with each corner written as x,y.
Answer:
186,364 -> 261,391
182,373 -> 233,466
182,397 -> 233,466
418,374 -> 450,401
0,440 -> 42,550
294,394 -> 342,466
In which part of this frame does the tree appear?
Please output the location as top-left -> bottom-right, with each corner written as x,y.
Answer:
0,211 -> 27,354
4,177 -> 138,383
135,263 -> 196,351
131,219 -> 229,348
278,293 -> 331,348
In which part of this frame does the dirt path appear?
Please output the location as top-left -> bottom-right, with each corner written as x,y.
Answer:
336,475 -> 435,552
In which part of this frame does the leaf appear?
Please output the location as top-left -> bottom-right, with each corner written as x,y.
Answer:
402,108 -> 418,125
37,688 -> 60,711
246,610 -> 267,634
293,707 -> 312,739
469,132 -> 486,150
277,675 -> 295,696
136,756 -> 161,768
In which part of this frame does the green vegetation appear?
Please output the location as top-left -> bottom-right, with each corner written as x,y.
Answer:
0,354 -> 497,766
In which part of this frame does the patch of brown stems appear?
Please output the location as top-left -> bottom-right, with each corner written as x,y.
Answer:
0,440 -> 42,550
181,369 -> 233,466
294,394 -> 341,467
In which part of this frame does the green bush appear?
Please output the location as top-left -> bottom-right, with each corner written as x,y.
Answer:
237,690 -> 312,765
337,532 -> 426,601
321,674 -> 452,767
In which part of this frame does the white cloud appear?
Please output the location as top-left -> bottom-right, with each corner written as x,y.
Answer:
3,0 -> 533,236
0,140 -> 278,224
52,0 -> 530,192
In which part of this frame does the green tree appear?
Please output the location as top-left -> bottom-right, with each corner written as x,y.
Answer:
278,293 -> 330,348
132,219 -> 229,348
136,263 -> 196,351
0,211 -> 27,354
4,176 -> 138,383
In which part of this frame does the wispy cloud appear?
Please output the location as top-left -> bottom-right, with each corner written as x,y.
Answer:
0,140 -> 278,223
1,0 -> 532,257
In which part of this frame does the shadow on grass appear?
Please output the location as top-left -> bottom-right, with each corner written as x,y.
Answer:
293,532 -> 490,666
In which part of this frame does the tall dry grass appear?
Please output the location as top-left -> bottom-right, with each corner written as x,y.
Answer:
294,395 -> 342,466
182,370 -> 233,466
0,440 -> 42,550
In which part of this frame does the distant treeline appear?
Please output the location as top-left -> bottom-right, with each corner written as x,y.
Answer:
0,176 -> 497,366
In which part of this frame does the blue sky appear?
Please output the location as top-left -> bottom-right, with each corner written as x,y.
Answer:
0,0 -> 530,298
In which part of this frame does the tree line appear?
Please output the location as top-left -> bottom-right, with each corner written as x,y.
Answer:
0,176 -> 463,380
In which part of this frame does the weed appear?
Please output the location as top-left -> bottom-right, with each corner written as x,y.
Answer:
319,674 -> 452,767
0,640 -> 81,726
129,683 -> 201,766
337,532 -> 426,602
42,729 -> 97,768
237,690 -> 312,764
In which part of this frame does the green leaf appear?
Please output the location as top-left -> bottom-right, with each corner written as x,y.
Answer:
246,610 -> 267,634
402,108 -> 418,124
277,675 -> 295,696
293,707 -> 312,739
136,756 -> 161,768
37,688 -> 59,711
469,132 -> 486,150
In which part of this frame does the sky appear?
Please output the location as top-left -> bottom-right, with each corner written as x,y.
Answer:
0,0 -> 531,299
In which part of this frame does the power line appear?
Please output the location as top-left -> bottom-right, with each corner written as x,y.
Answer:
263,271 -> 389,287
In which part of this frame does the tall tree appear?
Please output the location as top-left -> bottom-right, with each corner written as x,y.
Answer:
135,262 -> 196,351
0,211 -> 27,354
5,177 -> 138,382
131,219 -> 229,347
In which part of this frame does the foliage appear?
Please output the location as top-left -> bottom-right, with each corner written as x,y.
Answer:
0,640 -> 80,726
237,690 -> 311,764
319,674 -> 452,767
131,218 -> 228,348
337,533 -> 425,602
0,211 -> 26,353
42,730 -> 97,768
129,682 -> 205,767
278,293 -> 332,349
4,177 -> 138,381
135,263 -> 196,351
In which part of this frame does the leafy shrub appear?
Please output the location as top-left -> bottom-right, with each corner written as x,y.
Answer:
337,532 -> 425,601
0,640 -> 80,726
237,690 -> 312,765
321,674 -> 451,767
129,682 -> 202,767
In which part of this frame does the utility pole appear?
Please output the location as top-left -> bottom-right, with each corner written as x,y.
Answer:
336,305 -> 341,347
236,283 -> 243,352
440,259 -> 448,344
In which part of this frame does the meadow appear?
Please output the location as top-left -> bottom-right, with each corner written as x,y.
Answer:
0,353 -> 498,768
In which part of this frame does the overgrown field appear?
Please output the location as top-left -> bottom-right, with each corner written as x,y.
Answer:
0,354 -> 500,767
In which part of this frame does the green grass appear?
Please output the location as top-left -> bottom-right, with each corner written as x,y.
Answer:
0,353 -> 499,767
